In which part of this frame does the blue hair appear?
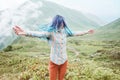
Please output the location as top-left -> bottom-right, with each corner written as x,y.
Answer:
38,15 -> 73,40
50,15 -> 66,30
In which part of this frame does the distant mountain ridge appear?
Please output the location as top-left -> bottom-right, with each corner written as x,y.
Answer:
0,0 -> 106,50
101,18 -> 120,30
83,18 -> 120,40
18,0 -> 103,30
0,0 -> 104,30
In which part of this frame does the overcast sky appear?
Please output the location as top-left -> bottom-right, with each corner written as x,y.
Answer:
0,0 -> 120,23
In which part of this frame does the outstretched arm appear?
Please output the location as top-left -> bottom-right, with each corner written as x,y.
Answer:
73,29 -> 94,36
13,26 -> 51,38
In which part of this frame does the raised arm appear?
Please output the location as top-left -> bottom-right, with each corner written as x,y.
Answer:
73,29 -> 94,36
13,26 -> 51,38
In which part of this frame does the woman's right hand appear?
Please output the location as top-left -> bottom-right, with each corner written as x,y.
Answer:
13,26 -> 26,36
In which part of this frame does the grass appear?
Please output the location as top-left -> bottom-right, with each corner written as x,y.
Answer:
0,37 -> 120,80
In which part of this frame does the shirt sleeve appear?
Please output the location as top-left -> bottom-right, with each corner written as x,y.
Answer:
26,31 -> 51,38
71,31 -> 88,36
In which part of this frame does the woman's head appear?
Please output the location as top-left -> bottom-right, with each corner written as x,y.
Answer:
50,15 -> 67,30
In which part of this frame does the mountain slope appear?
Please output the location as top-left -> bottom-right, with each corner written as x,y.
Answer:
0,0 -> 103,50
82,18 -> 120,40
17,0 -> 102,30
84,13 -> 107,26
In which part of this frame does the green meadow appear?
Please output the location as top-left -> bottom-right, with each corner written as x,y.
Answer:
0,37 -> 120,80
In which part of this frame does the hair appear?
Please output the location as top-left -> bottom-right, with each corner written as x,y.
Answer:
38,15 -> 73,41
50,15 -> 67,30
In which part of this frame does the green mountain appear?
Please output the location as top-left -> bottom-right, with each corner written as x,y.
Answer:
83,18 -> 120,40
16,0 -> 103,30
83,13 -> 106,26
0,0 -> 105,50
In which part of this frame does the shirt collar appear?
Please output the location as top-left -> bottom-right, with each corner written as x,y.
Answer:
56,29 -> 64,33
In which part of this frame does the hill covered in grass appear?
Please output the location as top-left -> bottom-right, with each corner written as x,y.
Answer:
0,37 -> 120,80
81,18 -> 120,40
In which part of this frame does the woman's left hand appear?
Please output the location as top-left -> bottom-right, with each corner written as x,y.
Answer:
88,29 -> 94,34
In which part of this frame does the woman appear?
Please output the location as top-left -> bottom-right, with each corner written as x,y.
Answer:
13,15 -> 94,80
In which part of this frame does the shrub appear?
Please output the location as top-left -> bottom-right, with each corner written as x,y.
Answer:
92,67 -> 119,80
3,45 -> 12,52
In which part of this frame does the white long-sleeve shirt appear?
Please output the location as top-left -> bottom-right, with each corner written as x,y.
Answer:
26,29 -> 88,65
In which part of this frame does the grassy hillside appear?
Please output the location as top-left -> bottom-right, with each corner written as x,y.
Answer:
81,18 -> 120,40
0,37 -> 120,80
